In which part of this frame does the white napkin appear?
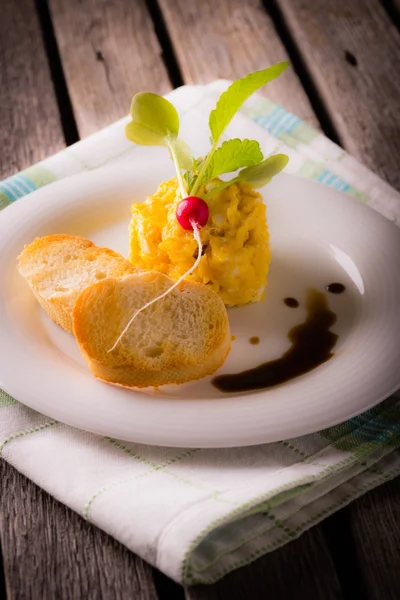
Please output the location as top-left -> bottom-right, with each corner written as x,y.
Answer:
1,82 -> 399,584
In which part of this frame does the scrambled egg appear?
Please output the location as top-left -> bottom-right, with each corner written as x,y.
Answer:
129,178 -> 271,306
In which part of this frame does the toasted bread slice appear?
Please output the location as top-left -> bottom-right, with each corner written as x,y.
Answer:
17,234 -> 136,333
73,272 -> 231,388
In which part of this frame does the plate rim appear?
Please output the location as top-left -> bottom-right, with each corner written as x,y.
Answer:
0,164 -> 399,447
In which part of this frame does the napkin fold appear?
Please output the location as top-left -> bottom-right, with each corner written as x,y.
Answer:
1,82 -> 400,585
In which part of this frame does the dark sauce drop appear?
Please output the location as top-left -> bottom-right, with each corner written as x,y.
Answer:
213,289 -> 338,393
249,336 -> 260,345
326,283 -> 345,294
284,297 -> 299,308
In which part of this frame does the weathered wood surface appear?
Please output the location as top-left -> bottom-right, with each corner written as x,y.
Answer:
158,0 -> 319,127
383,0 -> 400,22
0,460 -> 159,600
0,0 -> 65,179
276,0 -> 400,190
345,478 -> 400,600
186,526 -> 344,600
0,2 -> 160,598
48,0 -> 172,137
1,0 -> 400,598
320,479 -> 400,600
187,481 -> 400,600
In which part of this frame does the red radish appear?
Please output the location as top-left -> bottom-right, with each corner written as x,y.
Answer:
109,198 -> 208,351
176,196 -> 209,231
109,198 -> 207,351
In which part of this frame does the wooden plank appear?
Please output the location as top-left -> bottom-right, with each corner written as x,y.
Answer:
345,479 -> 400,600
322,480 -> 400,600
0,460 -> 159,600
157,0 -> 319,127
48,0 -> 172,137
186,526 -> 344,600
382,0 -> 400,24
0,540 -> 5,600
0,0 -> 65,179
276,0 -> 400,190
0,2 -> 162,597
1,2 -> 397,599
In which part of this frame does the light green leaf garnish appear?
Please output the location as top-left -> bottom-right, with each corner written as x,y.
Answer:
125,92 -> 189,197
239,154 -> 289,187
125,92 -> 179,146
193,157 -> 204,171
204,153 -> 289,199
125,65 -> 290,199
204,139 -> 263,181
170,139 -> 193,170
191,62 -> 289,195
209,63 -> 289,144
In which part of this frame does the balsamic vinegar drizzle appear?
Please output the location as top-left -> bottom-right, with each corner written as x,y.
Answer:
284,297 -> 299,308
326,283 -> 346,294
213,289 -> 338,393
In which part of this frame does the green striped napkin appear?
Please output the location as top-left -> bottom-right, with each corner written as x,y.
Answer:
0,82 -> 399,584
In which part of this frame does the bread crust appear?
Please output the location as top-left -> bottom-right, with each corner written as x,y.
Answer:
18,235 -> 231,387
17,234 -> 136,333
73,273 -> 231,388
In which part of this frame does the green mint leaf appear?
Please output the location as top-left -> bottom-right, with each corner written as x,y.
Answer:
209,63 -> 289,143
239,154 -> 289,187
170,139 -> 193,170
125,92 -> 179,146
205,139 -> 263,180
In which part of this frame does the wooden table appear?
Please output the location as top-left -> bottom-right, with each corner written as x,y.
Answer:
1,0 -> 399,598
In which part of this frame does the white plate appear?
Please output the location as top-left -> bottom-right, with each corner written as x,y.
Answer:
0,163 -> 399,447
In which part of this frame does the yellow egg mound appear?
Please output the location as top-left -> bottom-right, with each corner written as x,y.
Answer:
129,178 -> 271,306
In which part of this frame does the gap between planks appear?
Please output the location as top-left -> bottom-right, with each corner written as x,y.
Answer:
381,0 -> 400,31
144,0 -> 184,88
264,0 -> 342,144
157,0 -> 320,128
47,0 -> 173,137
274,0 -> 400,191
34,0 -> 79,145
